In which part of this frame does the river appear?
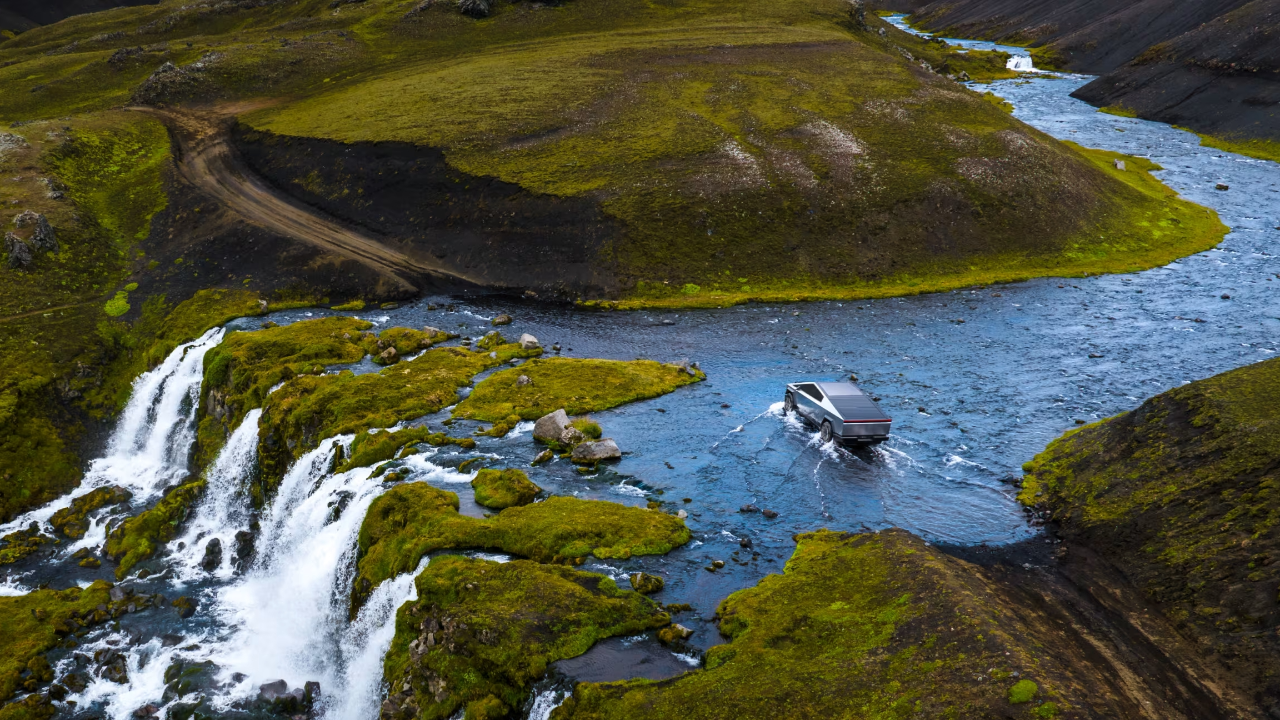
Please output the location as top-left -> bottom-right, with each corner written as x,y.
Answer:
2,18 -> 1278,720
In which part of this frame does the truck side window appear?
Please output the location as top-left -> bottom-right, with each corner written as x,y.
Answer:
799,384 -> 823,401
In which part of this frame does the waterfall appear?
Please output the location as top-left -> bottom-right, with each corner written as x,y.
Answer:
1006,55 -> 1036,72
170,408 -> 263,583
0,328 -> 225,538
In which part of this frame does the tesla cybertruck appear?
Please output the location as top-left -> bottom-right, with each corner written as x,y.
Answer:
784,381 -> 892,445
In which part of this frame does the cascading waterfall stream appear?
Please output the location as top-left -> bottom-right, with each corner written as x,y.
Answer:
0,328 -> 225,539
171,408 -> 263,583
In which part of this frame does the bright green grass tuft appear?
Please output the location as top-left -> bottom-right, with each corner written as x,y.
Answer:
454,358 -> 703,422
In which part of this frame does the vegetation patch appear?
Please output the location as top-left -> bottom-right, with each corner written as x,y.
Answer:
471,468 -> 541,509
352,483 -> 689,613
0,525 -> 54,566
381,555 -> 669,720
0,581 -> 112,703
255,342 -> 539,502
454,358 -> 702,421
337,426 -> 474,474
553,529 -> 1078,719
1183,130 -> 1280,164
1019,356 -> 1280,699
103,478 -> 205,578
48,486 -> 131,539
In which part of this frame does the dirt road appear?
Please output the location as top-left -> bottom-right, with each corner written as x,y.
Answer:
133,105 -> 480,295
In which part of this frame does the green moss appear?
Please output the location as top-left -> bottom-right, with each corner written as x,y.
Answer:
1178,128 -> 1280,164
572,418 -> 603,439
43,114 -> 170,245
338,426 -> 473,473
553,529 -> 1071,720
352,483 -> 690,613
0,525 -> 53,566
0,581 -> 111,703
331,299 -> 366,311
255,342 -> 535,500
381,556 -> 669,720
103,291 -> 130,317
103,478 -> 205,578
472,468 -> 541,509
1099,106 -> 1139,119
454,358 -> 703,422
1019,357 -> 1280,694
1008,679 -> 1038,704
48,485 -> 130,539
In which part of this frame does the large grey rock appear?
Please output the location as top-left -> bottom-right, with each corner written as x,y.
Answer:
519,333 -> 539,350
571,438 -> 621,463
31,214 -> 58,253
533,409 -> 570,443
4,232 -> 31,269
12,210 -> 39,228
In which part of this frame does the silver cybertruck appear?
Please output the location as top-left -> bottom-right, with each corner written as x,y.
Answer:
784,381 -> 892,445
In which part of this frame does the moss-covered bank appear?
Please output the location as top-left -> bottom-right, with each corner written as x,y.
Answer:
554,528 -> 1114,719
103,478 -> 204,578
454,358 -> 703,422
471,468 -> 541,509
0,581 -> 112,704
382,556 -> 669,720
352,483 -> 690,614
255,340 -> 539,502
1020,356 -> 1280,705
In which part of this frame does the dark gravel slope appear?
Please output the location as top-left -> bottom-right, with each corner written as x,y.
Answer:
1073,0 -> 1280,142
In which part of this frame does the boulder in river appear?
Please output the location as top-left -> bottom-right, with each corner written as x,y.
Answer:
519,333 -> 539,350
559,426 -> 586,446
172,595 -> 197,619
630,572 -> 665,594
571,438 -> 621,463
533,409 -> 570,442
4,232 -> 32,269
378,346 -> 399,364
201,537 -> 222,572
657,623 -> 694,645
491,313 -> 512,326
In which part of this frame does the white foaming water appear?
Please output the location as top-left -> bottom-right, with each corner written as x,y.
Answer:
171,409 -> 263,583
528,690 -> 568,720
0,575 -> 31,596
326,556 -> 430,719
1006,55 -> 1036,72
0,328 -> 225,537
206,441 -> 472,715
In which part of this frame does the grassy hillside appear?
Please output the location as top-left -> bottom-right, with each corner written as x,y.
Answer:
1021,357 -> 1280,705
1,0 -> 1227,307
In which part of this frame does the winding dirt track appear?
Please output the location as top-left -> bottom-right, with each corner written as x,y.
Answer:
133,106 -> 479,294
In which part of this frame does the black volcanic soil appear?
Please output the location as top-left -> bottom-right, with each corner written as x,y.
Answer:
1071,0 -> 1280,143
888,0 -> 1280,142
231,126 -> 623,300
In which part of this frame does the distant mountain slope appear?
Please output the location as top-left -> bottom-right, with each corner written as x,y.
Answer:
0,0 -> 158,33
1072,0 -> 1280,150
883,0 -> 1280,149
901,0 -> 1253,75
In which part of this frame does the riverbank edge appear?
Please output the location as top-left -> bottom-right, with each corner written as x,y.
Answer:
583,146 -> 1228,311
